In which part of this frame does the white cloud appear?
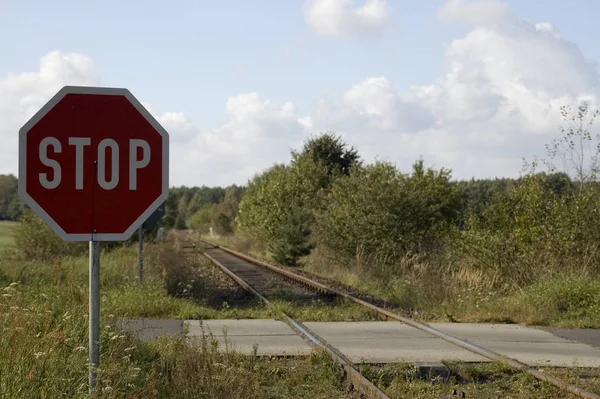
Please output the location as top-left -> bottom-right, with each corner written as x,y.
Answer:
535,22 -> 560,38
161,93 -> 308,186
409,0 -> 600,177
307,0 -> 600,179
0,52 -> 307,186
437,0 -> 515,27
303,0 -> 393,37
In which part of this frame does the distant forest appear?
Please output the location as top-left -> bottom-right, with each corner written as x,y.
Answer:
0,171 -> 543,232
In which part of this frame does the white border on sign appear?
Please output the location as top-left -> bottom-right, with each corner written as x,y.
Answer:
18,86 -> 170,242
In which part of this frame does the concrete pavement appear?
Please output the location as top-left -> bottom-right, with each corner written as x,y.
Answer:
118,318 -> 600,367
539,327 -> 600,349
116,318 -> 184,340
186,319 -> 312,357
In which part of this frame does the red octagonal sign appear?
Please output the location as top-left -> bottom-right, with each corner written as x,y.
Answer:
18,86 -> 169,241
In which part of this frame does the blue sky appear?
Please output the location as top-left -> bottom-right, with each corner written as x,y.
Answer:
2,1 -> 444,124
2,0 -> 600,186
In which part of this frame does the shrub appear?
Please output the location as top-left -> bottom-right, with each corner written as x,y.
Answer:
13,211 -> 87,261
318,160 -> 460,264
525,274 -> 600,313
455,170 -> 600,288
237,134 -> 362,265
268,207 -> 314,266
213,212 -> 233,236
188,203 -> 216,234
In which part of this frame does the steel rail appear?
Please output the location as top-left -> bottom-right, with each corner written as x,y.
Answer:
200,238 -> 600,399
201,249 -> 391,399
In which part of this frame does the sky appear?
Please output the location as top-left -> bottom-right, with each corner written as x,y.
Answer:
2,0 -> 600,187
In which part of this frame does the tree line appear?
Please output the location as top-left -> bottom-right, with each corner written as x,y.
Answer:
0,154 -> 535,239
0,161 -> 567,241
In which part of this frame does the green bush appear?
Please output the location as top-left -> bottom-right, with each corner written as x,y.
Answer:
237,164 -> 291,242
238,164 -> 317,264
525,274 -> 600,313
188,203 -> 217,234
268,207 -> 314,266
318,160 -> 460,264
213,212 -> 233,235
455,170 -> 600,287
237,133 -> 362,265
13,211 -> 87,262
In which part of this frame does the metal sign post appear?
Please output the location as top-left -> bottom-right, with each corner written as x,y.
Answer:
89,240 -> 100,392
138,227 -> 144,282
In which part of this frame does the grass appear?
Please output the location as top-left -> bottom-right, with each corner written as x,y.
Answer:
3,222 -> 599,398
437,274 -> 600,328
0,221 -> 17,250
304,253 -> 600,328
0,226 -> 365,398
360,361 -> 600,398
543,367 -> 600,396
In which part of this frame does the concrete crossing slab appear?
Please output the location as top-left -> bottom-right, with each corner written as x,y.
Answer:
429,323 -> 566,342
117,318 -> 184,341
303,321 -> 487,364
303,321 -> 600,367
119,318 -> 600,367
430,323 -> 600,367
186,319 -> 313,357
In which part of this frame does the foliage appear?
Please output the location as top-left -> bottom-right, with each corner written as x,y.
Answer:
0,221 -> 17,251
268,207 -> 314,266
237,164 -> 299,242
222,185 -> 245,224
174,215 -> 187,230
525,274 -> 600,315
12,211 -> 134,262
213,211 -> 233,235
290,132 -> 360,182
455,177 -> 516,227
13,210 -> 88,261
456,162 -> 600,288
187,185 -> 244,236
0,174 -> 23,221
163,186 -> 228,229
188,203 -> 217,234
545,101 -> 600,186
318,160 -> 460,264
238,133 -> 362,265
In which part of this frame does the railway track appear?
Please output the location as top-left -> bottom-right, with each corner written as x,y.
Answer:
196,237 -> 600,399
198,241 -> 389,399
204,247 -> 335,304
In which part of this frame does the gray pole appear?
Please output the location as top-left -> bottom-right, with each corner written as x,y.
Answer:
138,227 -> 143,282
89,240 -> 100,393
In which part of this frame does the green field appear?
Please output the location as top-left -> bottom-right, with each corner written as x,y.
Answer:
0,221 -> 17,250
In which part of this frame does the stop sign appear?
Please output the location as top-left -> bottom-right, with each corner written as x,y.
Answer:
18,86 -> 169,242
